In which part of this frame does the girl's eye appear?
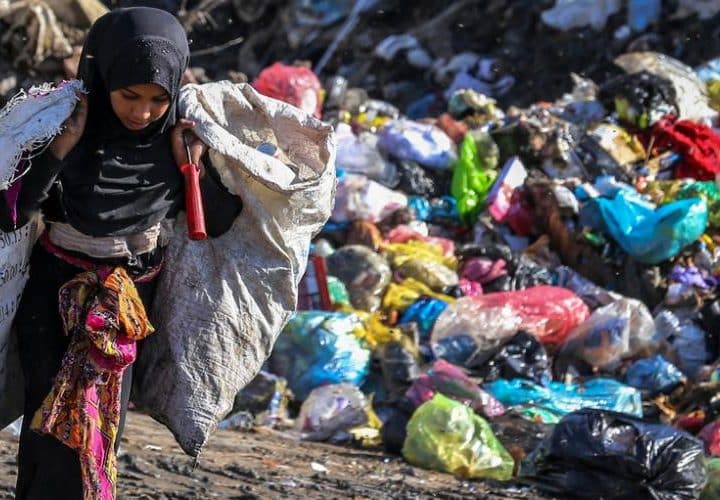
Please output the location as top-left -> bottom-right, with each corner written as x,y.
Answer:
153,96 -> 169,103
121,92 -> 138,100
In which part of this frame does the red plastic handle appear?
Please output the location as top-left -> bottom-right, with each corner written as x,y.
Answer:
179,163 -> 207,241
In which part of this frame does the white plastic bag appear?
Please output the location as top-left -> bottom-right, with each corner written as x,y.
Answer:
132,81 -> 336,457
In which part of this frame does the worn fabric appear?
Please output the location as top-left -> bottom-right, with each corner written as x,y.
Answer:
15,244 -> 157,500
652,116 -> 720,181
30,266 -> 154,500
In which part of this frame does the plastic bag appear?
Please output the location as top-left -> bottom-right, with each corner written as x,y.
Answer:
252,62 -> 324,118
699,420 -> 720,456
133,82 -> 335,456
332,173 -> 408,223
406,360 -> 505,418
402,394 -> 514,480
702,458 -> 720,500
432,287 -> 589,362
395,160 -> 439,198
379,341 -> 422,397
451,133 -> 498,225
395,258 -> 458,292
599,71 -> 677,129
554,266 -> 620,311
230,371 -> 291,427
346,220 -> 383,251
624,355 -> 685,396
326,245 -> 391,312
382,278 -> 455,314
558,298 -> 656,371
472,331 -> 551,385
268,311 -> 370,401
485,379 -> 642,418
460,257 -> 507,284
541,0 -> 621,31
678,181 -> 720,229
377,119 -> 457,170
585,188 -> 708,264
335,123 -> 398,186
628,0 -> 661,31
382,240 -> 457,270
295,383 -> 369,441
654,308 -> 709,378
398,298 -> 448,342
614,52 -> 716,122
521,409 -> 707,499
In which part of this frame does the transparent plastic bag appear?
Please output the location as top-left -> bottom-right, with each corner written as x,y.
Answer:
326,245 -> 392,312
558,298 -> 657,371
295,383 -> 369,441
431,287 -> 589,366
654,308 -> 709,378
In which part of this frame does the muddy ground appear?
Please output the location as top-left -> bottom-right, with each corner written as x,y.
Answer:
0,411 -> 553,499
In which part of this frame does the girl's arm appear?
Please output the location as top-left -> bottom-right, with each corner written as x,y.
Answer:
199,153 -> 243,237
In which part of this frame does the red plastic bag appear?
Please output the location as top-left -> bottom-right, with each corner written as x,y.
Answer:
699,420 -> 720,456
652,117 -> 720,181
252,62 -> 324,118
433,286 -> 590,348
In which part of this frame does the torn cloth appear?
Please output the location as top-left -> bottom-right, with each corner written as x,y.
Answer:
652,117 -> 720,181
30,267 -> 154,500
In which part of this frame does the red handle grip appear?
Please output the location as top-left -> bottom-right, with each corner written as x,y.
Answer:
179,163 -> 207,241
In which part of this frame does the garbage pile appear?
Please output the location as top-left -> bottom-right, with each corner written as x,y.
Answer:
5,0 -> 720,498
227,47 -> 720,500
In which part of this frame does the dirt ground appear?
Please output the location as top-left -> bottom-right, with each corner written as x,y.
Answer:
0,411 -> 553,499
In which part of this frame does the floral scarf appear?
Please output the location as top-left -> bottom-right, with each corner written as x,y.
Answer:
31,267 -> 154,500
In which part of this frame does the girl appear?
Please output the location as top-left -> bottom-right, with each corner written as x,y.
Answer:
3,7 -> 240,499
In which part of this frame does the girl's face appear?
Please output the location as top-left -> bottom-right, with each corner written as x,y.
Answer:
110,83 -> 170,131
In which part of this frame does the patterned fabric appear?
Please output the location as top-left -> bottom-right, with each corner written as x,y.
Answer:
31,267 -> 154,500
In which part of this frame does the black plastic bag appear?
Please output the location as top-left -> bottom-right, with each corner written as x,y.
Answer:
470,331 -> 551,385
394,159 -> 437,197
521,409 -> 707,499
379,341 -> 422,398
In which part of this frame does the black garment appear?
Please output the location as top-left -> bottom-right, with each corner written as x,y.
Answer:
14,244 -> 158,500
4,7 -> 241,237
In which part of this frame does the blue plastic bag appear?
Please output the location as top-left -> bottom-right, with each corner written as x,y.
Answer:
484,378 -> 643,418
627,0 -> 661,32
377,119 -> 457,170
581,189 -> 708,264
408,196 -> 431,221
398,298 -> 449,342
624,355 -> 685,395
268,311 -> 371,401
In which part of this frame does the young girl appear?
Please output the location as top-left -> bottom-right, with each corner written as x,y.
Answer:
3,7 -> 240,498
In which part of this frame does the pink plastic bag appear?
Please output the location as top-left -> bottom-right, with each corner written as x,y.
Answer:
385,225 -> 455,256
253,62 -> 324,118
433,286 -> 590,348
406,359 -> 505,418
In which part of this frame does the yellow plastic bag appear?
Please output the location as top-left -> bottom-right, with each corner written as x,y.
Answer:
382,278 -> 455,314
402,394 -> 514,480
382,241 -> 458,270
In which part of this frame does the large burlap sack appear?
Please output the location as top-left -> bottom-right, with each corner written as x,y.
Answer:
133,81 -> 336,457
0,81 -> 78,428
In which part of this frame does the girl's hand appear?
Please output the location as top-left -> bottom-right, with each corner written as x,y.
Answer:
171,118 -> 208,177
49,93 -> 88,161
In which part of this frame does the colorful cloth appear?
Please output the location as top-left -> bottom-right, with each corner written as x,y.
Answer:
31,267 -> 154,500
652,117 -> 720,181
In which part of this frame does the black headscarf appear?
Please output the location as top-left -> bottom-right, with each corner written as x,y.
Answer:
54,7 -> 190,237
79,7 -> 190,141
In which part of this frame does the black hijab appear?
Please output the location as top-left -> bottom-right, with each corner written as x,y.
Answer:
79,7 -> 190,141
55,7 -> 190,237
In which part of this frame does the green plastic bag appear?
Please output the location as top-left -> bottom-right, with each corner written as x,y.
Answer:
678,181 -> 720,229
451,132 -> 498,225
402,393 -> 514,480
701,458 -> 720,500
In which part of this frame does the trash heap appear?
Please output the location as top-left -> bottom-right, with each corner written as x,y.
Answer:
223,48 -> 720,498
5,0 -> 720,498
